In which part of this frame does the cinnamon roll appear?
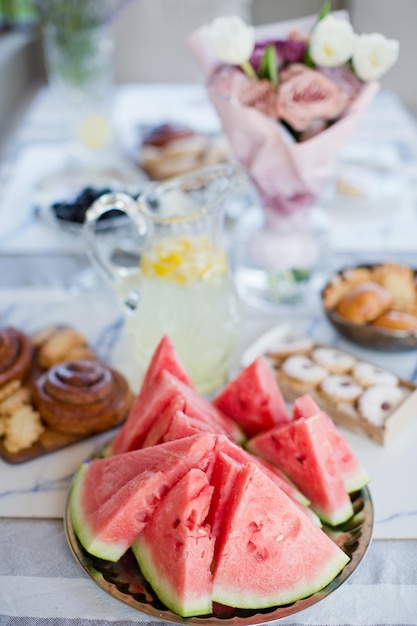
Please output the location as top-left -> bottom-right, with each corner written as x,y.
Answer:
33,359 -> 133,435
0,327 -> 32,387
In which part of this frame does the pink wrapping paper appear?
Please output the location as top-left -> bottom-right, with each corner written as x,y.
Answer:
188,14 -> 380,215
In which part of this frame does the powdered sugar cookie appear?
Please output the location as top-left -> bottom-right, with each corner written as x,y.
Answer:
353,361 -> 398,388
279,355 -> 327,392
319,374 -> 363,403
268,335 -> 314,361
311,347 -> 356,374
358,385 -> 405,427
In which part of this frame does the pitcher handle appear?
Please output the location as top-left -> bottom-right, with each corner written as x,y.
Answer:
83,191 -> 147,310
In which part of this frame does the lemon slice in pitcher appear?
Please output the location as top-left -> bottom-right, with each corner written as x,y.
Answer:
141,236 -> 227,284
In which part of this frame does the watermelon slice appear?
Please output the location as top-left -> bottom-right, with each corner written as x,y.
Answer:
210,440 -> 321,532
247,414 -> 354,525
207,449 -> 242,539
293,394 -> 370,492
111,370 -> 243,455
132,468 -> 214,617
213,356 -> 289,438
69,433 -> 217,561
141,396 -> 235,449
140,334 -> 193,393
216,436 -> 309,506
211,462 -> 350,609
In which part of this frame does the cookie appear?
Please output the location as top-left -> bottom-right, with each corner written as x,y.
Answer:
352,362 -> 398,388
0,385 -> 31,416
357,385 -> 405,427
3,405 -> 44,454
311,347 -> 356,374
268,335 -> 314,361
279,355 -> 327,392
37,327 -> 92,370
319,374 -> 363,403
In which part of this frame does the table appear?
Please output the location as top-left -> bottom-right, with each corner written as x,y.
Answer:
1,84 -> 417,626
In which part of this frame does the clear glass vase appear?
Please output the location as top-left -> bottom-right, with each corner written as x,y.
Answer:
231,200 -> 331,311
42,23 -> 114,155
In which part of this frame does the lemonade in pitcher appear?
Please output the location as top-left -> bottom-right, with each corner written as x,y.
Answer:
84,165 -> 247,394
124,235 -> 241,393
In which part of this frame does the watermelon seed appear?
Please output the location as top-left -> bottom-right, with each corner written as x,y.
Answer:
275,534 -> 284,542
296,454 -> 306,464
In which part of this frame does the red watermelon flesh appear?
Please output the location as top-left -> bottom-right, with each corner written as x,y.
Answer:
132,468 -> 214,617
111,371 -> 243,455
140,396 -> 188,448
162,410 -> 221,442
247,414 -> 354,526
213,438 -> 321,528
213,356 -> 289,438
211,463 -> 350,609
216,436 -> 309,506
110,373 -> 180,454
69,433 -> 217,561
293,394 -> 370,492
140,334 -> 193,393
141,395 -> 237,449
160,372 -> 244,442
206,449 -> 242,540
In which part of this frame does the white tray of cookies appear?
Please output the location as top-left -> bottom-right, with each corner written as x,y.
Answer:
241,324 -> 417,446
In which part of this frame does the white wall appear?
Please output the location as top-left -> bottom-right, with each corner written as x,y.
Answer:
111,0 -> 251,83
346,0 -> 417,115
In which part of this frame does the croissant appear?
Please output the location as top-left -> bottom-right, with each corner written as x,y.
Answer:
0,327 -> 32,387
32,359 -> 133,435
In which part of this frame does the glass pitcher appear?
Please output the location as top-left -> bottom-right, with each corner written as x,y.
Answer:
83,164 -> 244,394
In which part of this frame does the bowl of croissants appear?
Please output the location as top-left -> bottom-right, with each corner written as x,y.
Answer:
322,261 -> 417,351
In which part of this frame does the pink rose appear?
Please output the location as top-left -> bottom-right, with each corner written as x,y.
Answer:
209,65 -> 276,118
276,64 -> 349,132
236,76 -> 277,118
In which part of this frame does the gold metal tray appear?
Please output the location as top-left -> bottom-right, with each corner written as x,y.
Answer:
64,450 -> 374,625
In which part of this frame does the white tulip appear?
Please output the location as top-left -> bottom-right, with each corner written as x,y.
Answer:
208,16 -> 255,66
309,15 -> 357,67
352,33 -> 399,81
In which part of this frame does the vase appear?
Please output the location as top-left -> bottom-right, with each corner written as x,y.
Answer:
42,23 -> 115,157
231,199 -> 331,310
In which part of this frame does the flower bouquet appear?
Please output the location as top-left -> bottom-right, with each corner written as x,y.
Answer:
188,3 -> 399,306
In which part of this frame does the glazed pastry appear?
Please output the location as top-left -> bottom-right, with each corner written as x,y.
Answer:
372,261 -> 416,304
357,385 -> 405,426
352,362 -> 399,388
370,309 -> 417,332
0,327 -> 32,387
311,347 -> 356,374
33,359 -> 133,435
334,281 -> 392,324
322,267 -> 373,310
318,374 -> 363,404
279,355 -> 327,392
140,123 -> 228,181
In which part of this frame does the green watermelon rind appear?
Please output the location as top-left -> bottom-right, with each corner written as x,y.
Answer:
311,499 -> 354,527
211,548 -> 350,609
132,537 -> 212,618
69,463 -> 128,562
343,466 -> 371,494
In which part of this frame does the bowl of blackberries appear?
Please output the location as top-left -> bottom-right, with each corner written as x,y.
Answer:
36,186 -> 140,235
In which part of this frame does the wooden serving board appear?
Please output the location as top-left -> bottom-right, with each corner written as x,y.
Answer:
0,428 -> 87,464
